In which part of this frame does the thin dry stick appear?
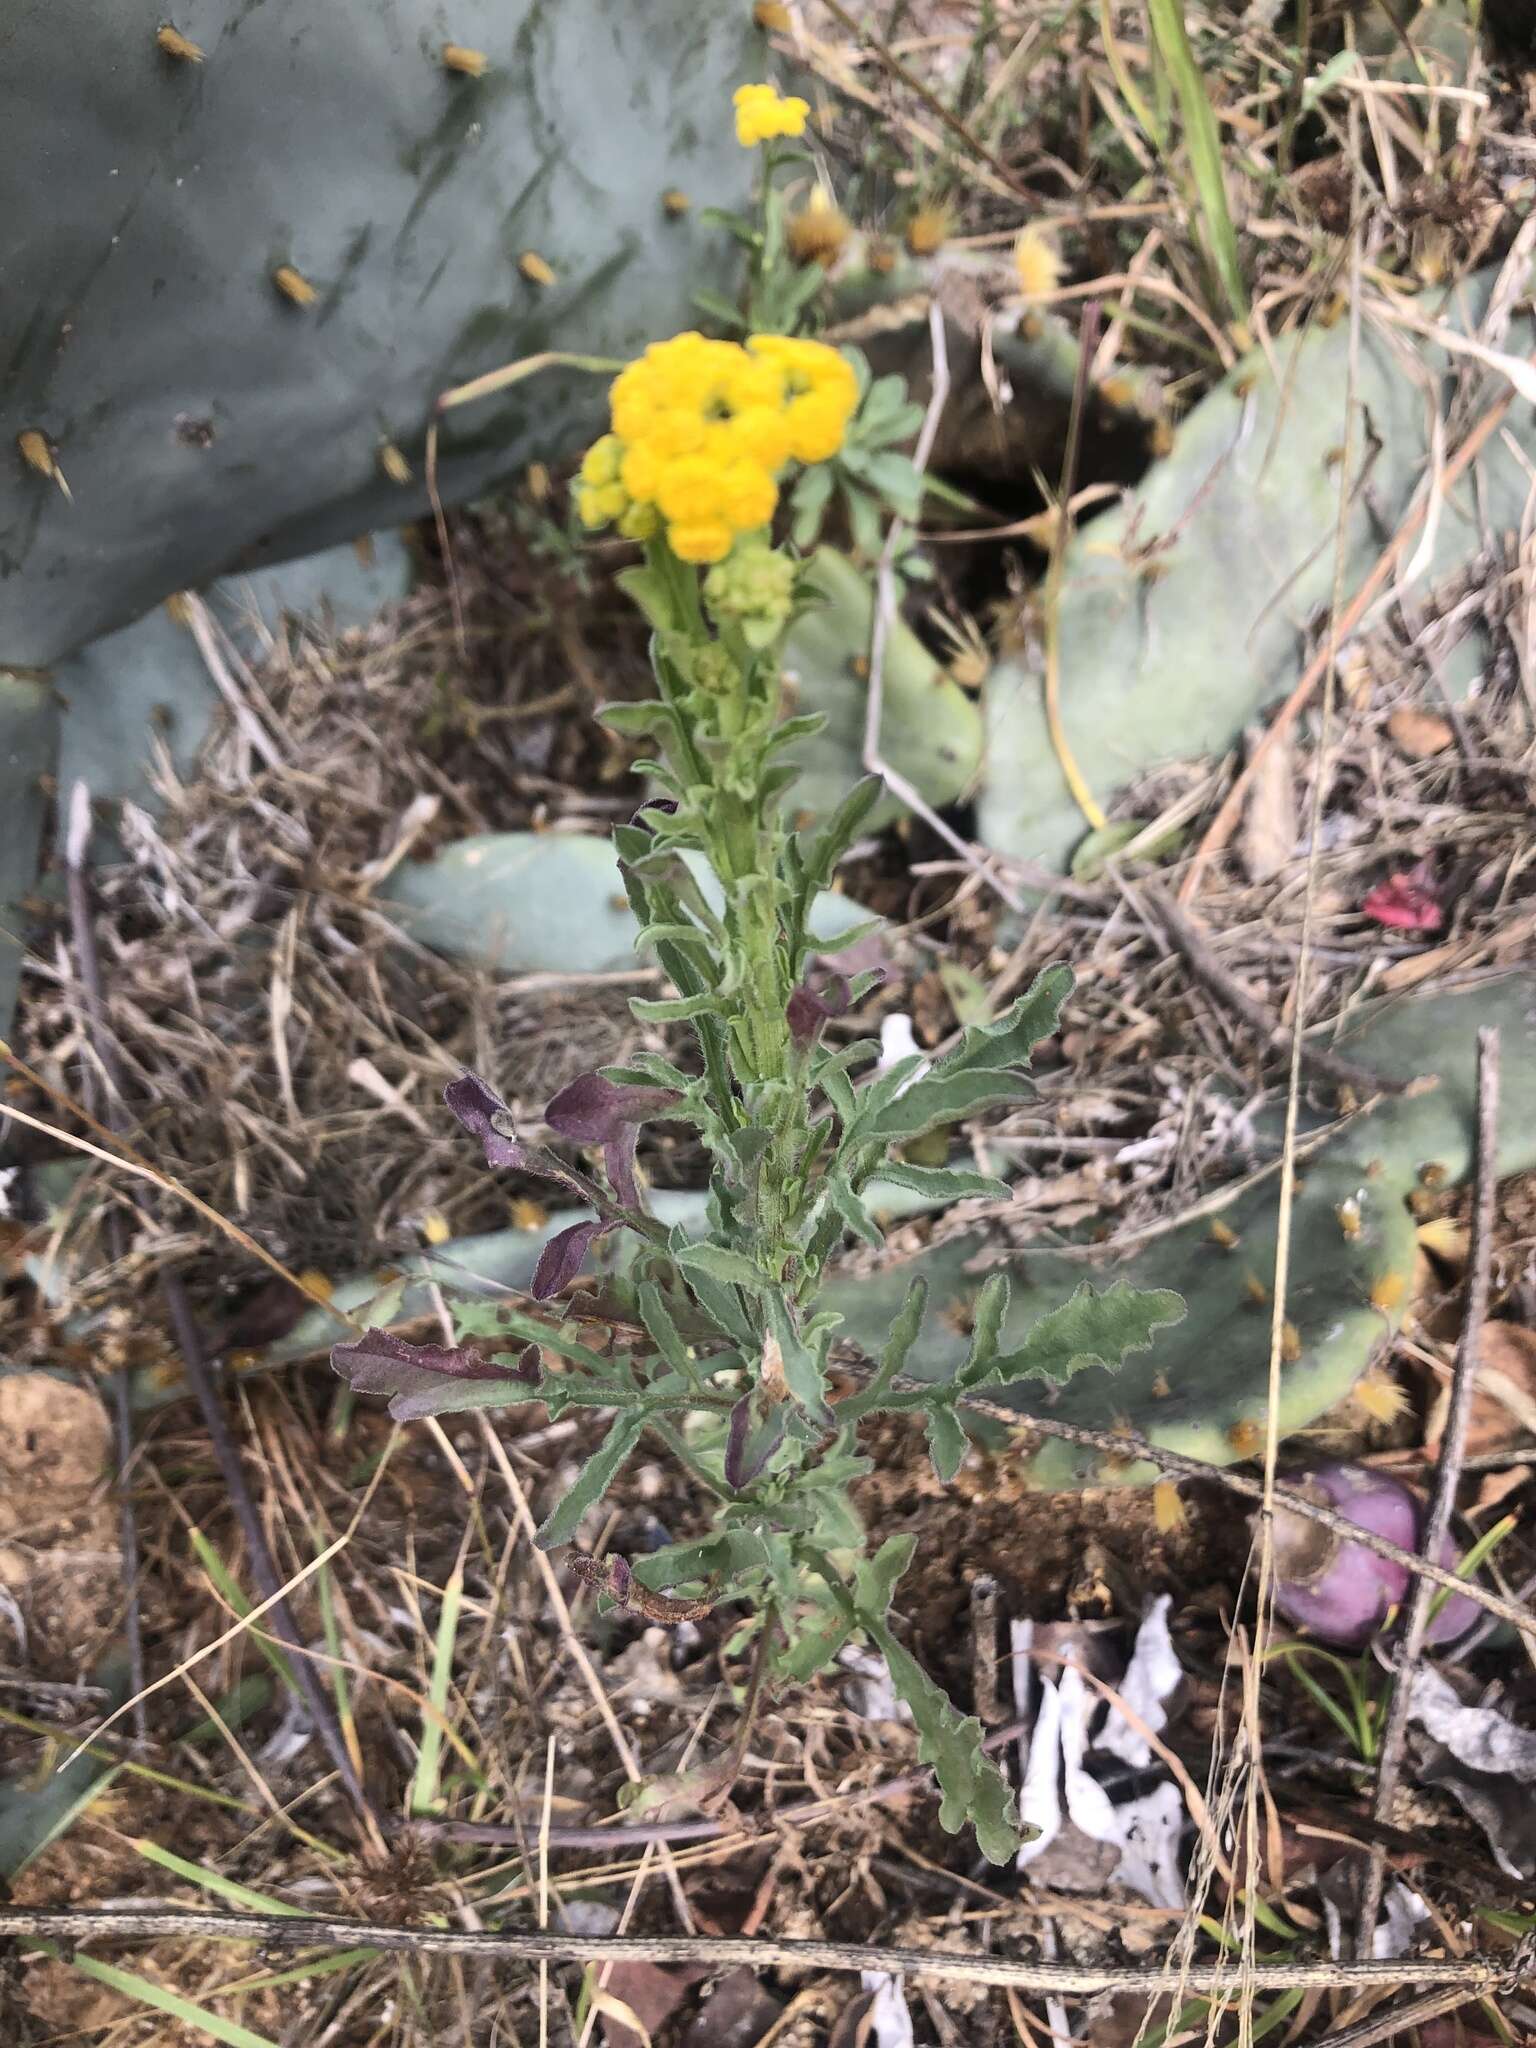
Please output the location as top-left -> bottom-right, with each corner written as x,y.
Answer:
1178,386 -> 1516,903
161,1273 -> 384,1846
537,1731 -> 555,2048
0,1908 -> 1529,1997
865,304 -> 1025,916
1245,164 -> 1368,2016
183,595 -> 285,772
67,1454 -> 393,1766
1042,299 -> 1107,832
1142,885 -> 1404,1099
1354,1025 -> 1501,1953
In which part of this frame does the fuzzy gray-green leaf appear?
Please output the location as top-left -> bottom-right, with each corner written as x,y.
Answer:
535,1413 -> 647,1551
876,1161 -> 1012,1203
924,1404 -> 968,1484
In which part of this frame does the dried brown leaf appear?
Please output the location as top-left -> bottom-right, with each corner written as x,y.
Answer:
1387,706 -> 1455,760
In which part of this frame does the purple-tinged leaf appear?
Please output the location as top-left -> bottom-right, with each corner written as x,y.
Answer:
786,970 -> 852,1047
532,1218 -> 610,1300
724,1395 -> 754,1487
608,1552 -> 634,1605
545,1071 -> 682,1145
331,1328 -> 513,1422
604,1122 -> 643,1215
545,1072 -> 633,1144
444,1072 -> 529,1172
631,796 -> 680,831
506,1341 -> 542,1384
724,1392 -> 785,1488
446,1073 -> 616,1211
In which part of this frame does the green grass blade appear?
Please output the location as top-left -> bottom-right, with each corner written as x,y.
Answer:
188,1527 -> 300,1697
1252,1989 -> 1306,2042
1278,1652 -> 1366,1757
410,1562 -> 465,1816
29,1941 -> 280,2048
128,1838 -> 310,1916
315,1561 -> 362,1790
1426,1510 -> 1516,1629
1099,0 -> 1165,147
1144,0 -> 1248,321
220,1949 -> 378,1996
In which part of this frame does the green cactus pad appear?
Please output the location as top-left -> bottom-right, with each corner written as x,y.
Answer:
977,270 -> 1536,873
780,547 -> 985,828
382,829 -> 880,975
2,0 -> 756,665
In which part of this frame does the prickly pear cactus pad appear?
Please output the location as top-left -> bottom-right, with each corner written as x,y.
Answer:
977,270 -> 1536,873
824,975 -> 1536,1489
0,0 -> 758,665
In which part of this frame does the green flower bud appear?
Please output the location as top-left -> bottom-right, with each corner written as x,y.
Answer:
689,644 -> 741,695
703,536 -> 796,650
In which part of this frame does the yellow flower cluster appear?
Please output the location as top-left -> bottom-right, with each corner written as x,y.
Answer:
733,81 -> 809,146
576,330 -> 859,564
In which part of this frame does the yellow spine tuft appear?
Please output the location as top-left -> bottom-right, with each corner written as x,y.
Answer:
519,251 -> 557,287
1227,1419 -> 1263,1459
18,430 -> 70,501
1370,1269 -> 1407,1315
905,206 -> 950,256
273,264 -> 318,306
1012,224 -> 1061,301
156,24 -> 204,61
441,43 -> 489,77
1153,1479 -> 1186,1533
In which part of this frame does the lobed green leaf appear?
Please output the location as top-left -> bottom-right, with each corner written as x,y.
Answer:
975,1280 -> 1186,1389
864,1619 -> 1021,1866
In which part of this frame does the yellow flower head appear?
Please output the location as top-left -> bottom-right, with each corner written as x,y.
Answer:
577,329 -> 859,564
733,81 -> 809,147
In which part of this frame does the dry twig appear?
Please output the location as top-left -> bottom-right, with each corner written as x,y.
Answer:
0,1906 -> 1530,1997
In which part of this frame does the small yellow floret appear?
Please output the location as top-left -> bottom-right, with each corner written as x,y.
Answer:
733,81 -> 810,146
670,520 -> 735,563
580,435 -> 624,488
618,501 -> 660,541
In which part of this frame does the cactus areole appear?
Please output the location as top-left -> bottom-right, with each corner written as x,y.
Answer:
0,0 -> 759,664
